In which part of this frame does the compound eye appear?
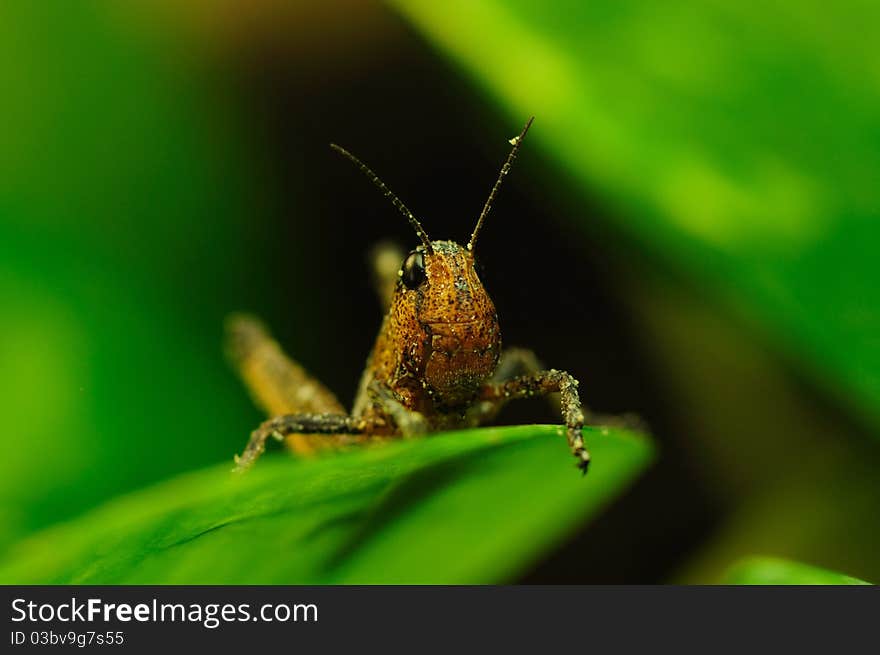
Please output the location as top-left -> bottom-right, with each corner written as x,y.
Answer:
401,251 -> 426,289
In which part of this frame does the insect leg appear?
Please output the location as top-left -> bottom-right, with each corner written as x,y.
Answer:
468,348 -> 556,425
369,241 -> 405,312
367,380 -> 429,436
226,314 -> 351,455
226,314 -> 345,416
489,349 -> 645,432
233,413 -> 371,472
478,370 -> 590,474
491,347 -> 545,382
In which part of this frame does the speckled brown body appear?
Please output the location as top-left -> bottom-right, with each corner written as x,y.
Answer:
353,241 -> 500,429
229,118 -> 592,474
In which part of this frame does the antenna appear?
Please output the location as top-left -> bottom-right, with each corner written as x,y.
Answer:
330,143 -> 433,253
467,116 -> 534,252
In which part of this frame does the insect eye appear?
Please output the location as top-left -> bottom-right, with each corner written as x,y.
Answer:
401,251 -> 426,289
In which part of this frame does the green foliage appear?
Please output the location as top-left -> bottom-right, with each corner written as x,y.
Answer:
392,0 -> 880,430
0,426 -> 652,584
0,1 -> 269,548
3,1 -> 877,585
724,557 -> 871,585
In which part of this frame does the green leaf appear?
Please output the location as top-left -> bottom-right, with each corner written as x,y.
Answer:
391,0 -> 880,429
0,0 -> 268,546
0,425 -> 652,584
724,557 -> 871,585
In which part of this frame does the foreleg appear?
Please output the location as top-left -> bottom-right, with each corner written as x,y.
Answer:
478,369 -> 589,474
367,380 -> 428,436
233,413 -> 371,472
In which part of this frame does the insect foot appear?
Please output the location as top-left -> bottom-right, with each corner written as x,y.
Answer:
570,427 -> 591,476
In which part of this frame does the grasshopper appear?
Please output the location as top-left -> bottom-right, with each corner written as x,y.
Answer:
228,117 -> 590,474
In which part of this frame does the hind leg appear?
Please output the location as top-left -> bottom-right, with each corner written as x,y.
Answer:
226,314 -> 350,462
226,314 -> 345,417
369,241 -> 405,311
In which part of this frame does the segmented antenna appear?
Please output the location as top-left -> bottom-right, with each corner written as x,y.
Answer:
330,143 -> 433,253
468,116 -> 534,252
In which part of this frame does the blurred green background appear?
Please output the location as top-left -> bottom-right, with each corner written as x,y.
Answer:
1,0 -> 878,583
